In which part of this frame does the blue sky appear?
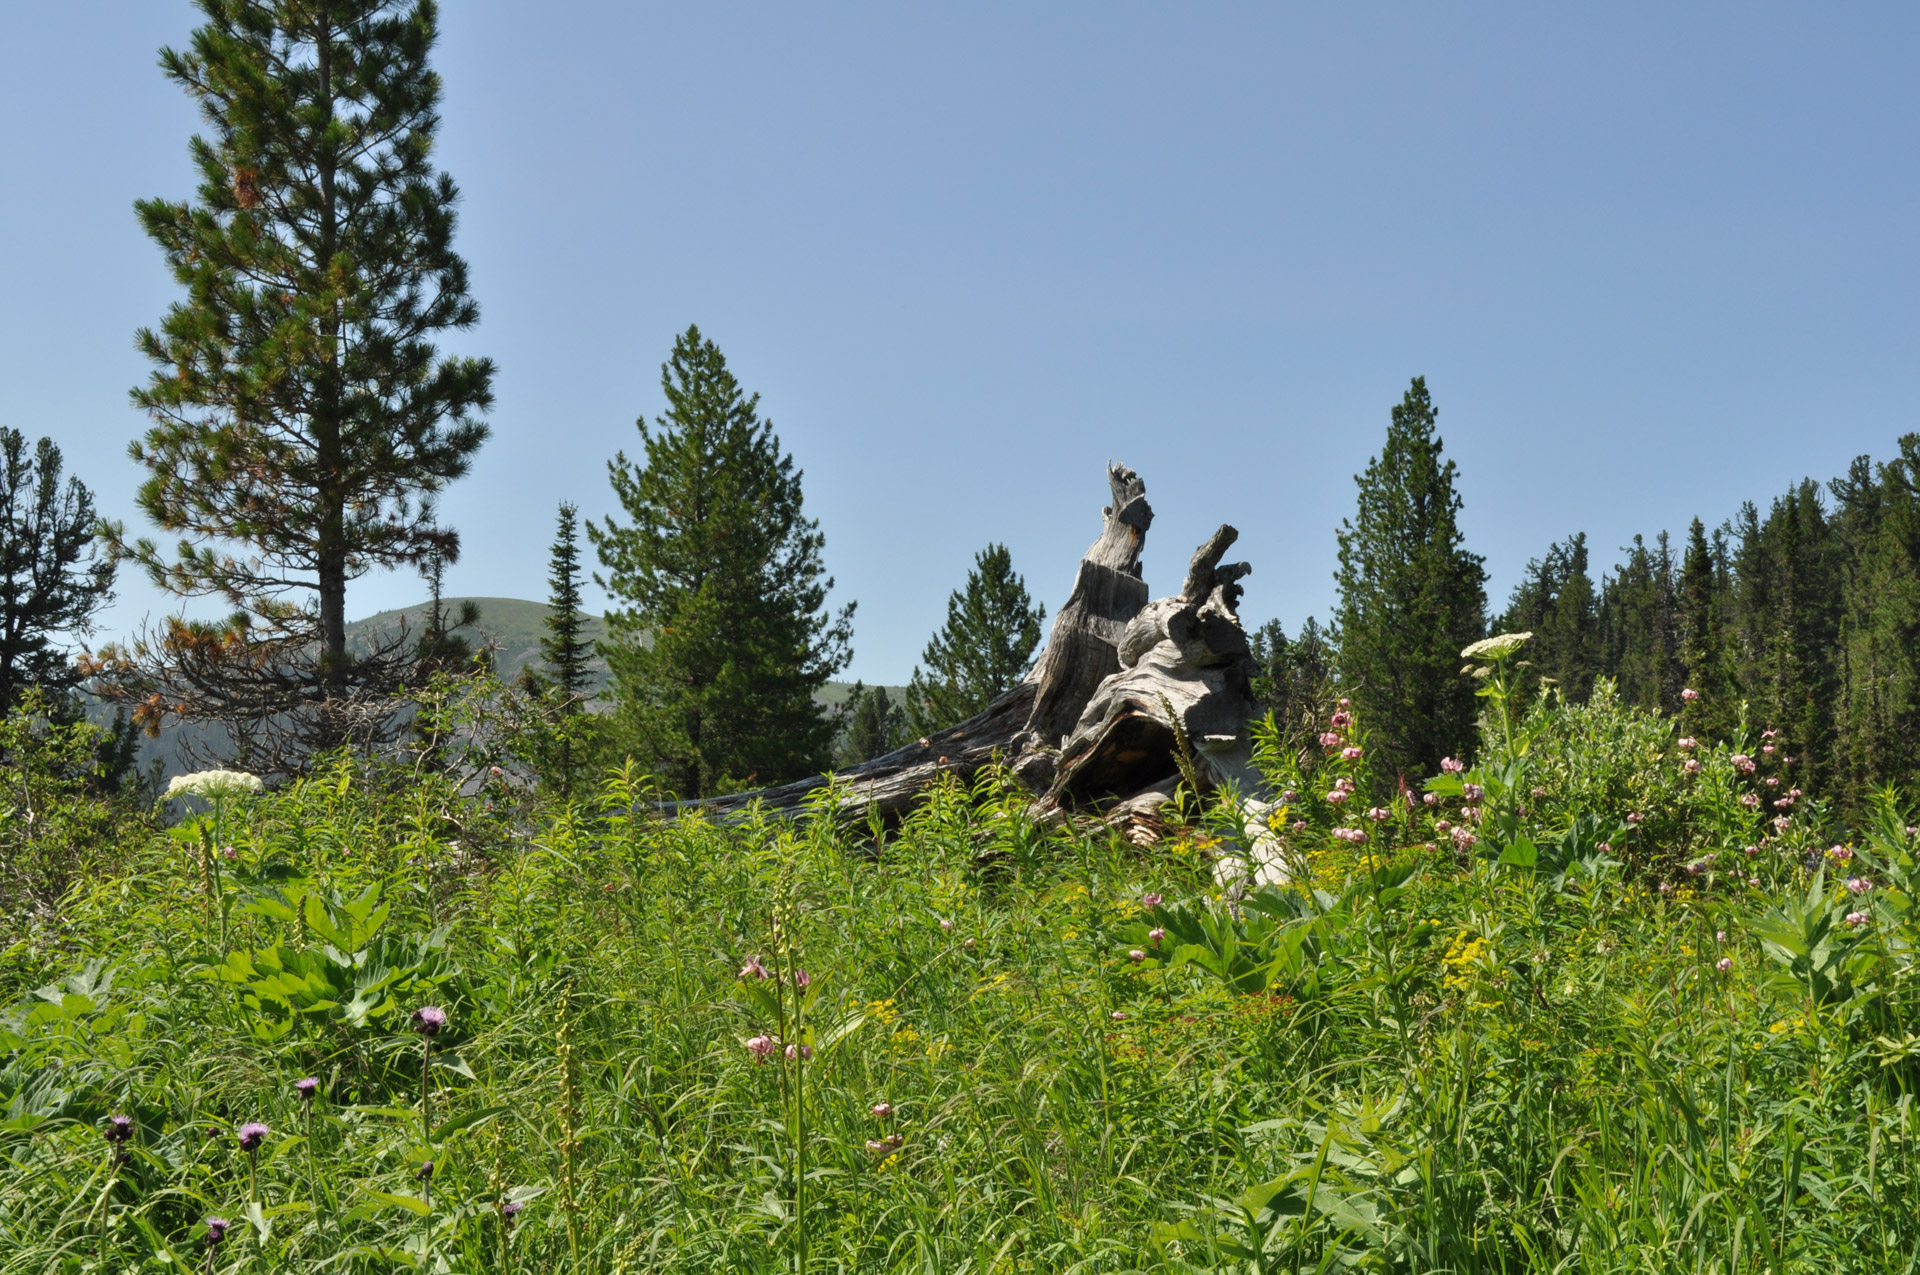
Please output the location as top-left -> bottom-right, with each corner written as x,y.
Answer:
2,3 -> 1915,683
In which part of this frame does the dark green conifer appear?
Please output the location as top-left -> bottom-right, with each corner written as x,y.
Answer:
106,0 -> 492,762
1334,377 -> 1486,782
590,326 -> 853,797
906,543 -> 1046,735
837,682 -> 906,766
0,430 -> 115,714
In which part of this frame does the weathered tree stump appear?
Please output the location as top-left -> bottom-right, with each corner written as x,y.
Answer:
667,463 -> 1267,835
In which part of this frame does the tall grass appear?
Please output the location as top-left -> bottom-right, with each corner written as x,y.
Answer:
2,686 -> 1918,1272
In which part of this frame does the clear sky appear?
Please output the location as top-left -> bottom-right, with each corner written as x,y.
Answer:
2,3 -> 1915,683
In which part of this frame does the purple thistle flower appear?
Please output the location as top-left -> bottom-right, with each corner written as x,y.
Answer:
237,1121 -> 269,1152
295,1077 -> 320,1100
104,1113 -> 133,1145
417,1159 -> 435,1181
502,1199 -> 526,1219
205,1217 -> 230,1246
411,1006 -> 447,1036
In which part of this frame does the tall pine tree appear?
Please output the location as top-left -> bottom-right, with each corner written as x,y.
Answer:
539,502 -> 593,706
1334,377 -> 1487,782
590,326 -> 853,797
103,0 -> 493,764
906,543 -> 1046,735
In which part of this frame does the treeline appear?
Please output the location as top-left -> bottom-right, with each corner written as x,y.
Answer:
1502,441 -> 1920,812
1246,378 -> 1920,823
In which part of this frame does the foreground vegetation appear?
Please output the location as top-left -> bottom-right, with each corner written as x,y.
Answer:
4,672 -> 1920,1273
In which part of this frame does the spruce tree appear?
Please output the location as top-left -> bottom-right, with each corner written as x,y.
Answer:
590,326 -> 853,797
105,0 -> 493,763
540,503 -> 593,705
1334,377 -> 1487,782
906,543 -> 1046,735
1248,616 -> 1336,762
1501,533 -> 1599,703
0,430 -> 116,714
837,682 -> 906,766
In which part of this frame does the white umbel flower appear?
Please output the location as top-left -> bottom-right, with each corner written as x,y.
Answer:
1460,631 -> 1532,662
162,769 -> 264,803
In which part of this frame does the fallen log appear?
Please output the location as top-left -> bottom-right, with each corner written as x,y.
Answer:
666,462 -> 1268,833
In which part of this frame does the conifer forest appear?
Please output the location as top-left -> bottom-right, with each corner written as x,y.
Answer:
6,4 -> 1920,1273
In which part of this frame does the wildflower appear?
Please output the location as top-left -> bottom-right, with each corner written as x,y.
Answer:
1338,697 -> 1351,709
1773,797 -> 1793,809
295,1077 -> 320,1101
1128,949 -> 1146,962
1744,845 -> 1759,857
1678,737 -> 1697,750
1531,787 -> 1547,798
1682,759 -> 1701,775
1423,792 -> 1438,806
938,918 -> 953,931
1909,825 -> 1920,838
738,956 -> 769,979
1686,862 -> 1704,877
1731,755 -> 1756,774
1761,728 -> 1778,740
502,1199 -> 526,1221
793,969 -> 811,988
1681,687 -> 1700,702
163,770 -> 263,803
237,1121 -> 269,1152
865,1138 -> 889,1155
1148,927 -> 1166,944
1279,789 -> 1299,804
1141,892 -> 1164,909
745,1035 -> 777,1060
411,1006 -> 447,1036
1330,711 -> 1352,728
1325,789 -> 1348,804
1461,632 -> 1531,661
871,1102 -> 894,1119
1847,876 -> 1872,895
1462,805 -> 1481,821
1367,806 -> 1390,821
1435,820 -> 1452,834
1740,794 -> 1760,809
1762,744 -> 1775,755
1596,842 -> 1611,854
785,1043 -> 813,1061
105,1114 -> 133,1145
1291,820 -> 1307,832
1846,911 -> 1871,927
1773,816 -> 1792,832
1441,757 -> 1465,774
1658,882 -> 1673,895
1451,827 -> 1477,850
488,765 -> 504,778
1827,845 -> 1855,863
205,1217 -> 230,1247
1110,1010 -> 1127,1021
1716,957 -> 1733,973
417,1159 -> 435,1182
1335,776 -> 1355,792
1748,876 -> 1761,887
1319,731 -> 1344,750
1626,812 -> 1644,824
1715,930 -> 1727,943
1341,746 -> 1364,761
221,845 -> 237,860
962,937 -> 976,950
